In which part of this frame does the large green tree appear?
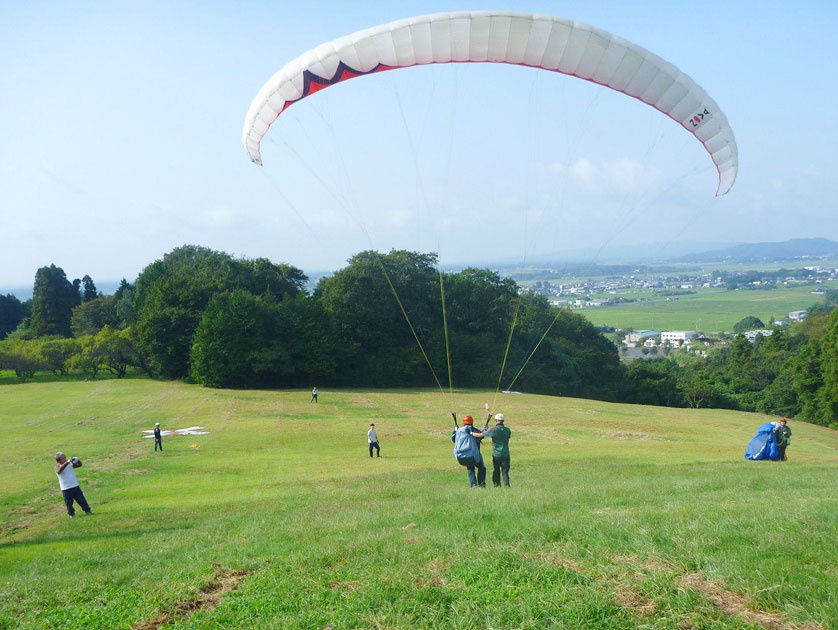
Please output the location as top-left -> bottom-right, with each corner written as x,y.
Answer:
71,295 -> 116,337
81,275 -> 99,303
111,279 -> 136,329
131,245 -> 308,379
29,265 -> 80,337
190,290 -> 335,388
315,250 -> 626,398
315,250 -> 442,386
624,358 -> 683,406
733,315 -> 765,334
442,267 -> 519,387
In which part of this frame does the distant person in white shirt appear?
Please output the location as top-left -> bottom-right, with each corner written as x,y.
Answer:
368,423 -> 381,458
311,387 -> 318,403
54,451 -> 92,518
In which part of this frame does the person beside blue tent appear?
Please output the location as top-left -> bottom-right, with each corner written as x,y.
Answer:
776,418 -> 792,461
745,419 -> 792,461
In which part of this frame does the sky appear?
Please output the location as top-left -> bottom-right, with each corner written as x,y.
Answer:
2,1 -> 836,294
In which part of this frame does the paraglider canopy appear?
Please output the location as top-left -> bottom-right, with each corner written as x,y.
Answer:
243,10 -> 737,195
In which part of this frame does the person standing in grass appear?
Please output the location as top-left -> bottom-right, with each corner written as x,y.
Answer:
452,415 -> 486,488
153,422 -> 163,452
311,387 -> 318,403
54,452 -> 92,518
368,423 -> 381,457
482,413 -> 512,487
776,417 -> 792,461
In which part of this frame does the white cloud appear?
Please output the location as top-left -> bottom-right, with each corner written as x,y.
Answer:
199,206 -> 235,228
604,157 -> 659,192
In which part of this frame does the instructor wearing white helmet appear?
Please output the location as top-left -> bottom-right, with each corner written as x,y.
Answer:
482,413 -> 512,487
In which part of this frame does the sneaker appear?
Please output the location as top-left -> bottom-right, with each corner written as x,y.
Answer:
69,514 -> 74,518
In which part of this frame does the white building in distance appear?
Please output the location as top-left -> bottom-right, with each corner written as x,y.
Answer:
661,331 -> 696,344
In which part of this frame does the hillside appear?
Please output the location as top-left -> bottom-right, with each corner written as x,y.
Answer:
1,379 -> 835,628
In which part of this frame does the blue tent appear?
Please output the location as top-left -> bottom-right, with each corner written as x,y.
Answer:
745,422 -> 780,460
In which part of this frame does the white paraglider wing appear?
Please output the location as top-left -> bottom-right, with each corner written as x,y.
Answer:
243,11 -> 737,195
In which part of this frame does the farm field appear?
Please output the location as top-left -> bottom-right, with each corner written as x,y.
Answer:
575,283 -> 834,332
1,379 -> 836,628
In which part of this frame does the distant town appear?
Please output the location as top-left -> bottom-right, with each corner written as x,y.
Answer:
499,263 -> 838,359
509,265 -> 838,310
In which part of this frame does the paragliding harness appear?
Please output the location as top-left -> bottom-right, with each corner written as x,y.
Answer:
450,410 -> 491,462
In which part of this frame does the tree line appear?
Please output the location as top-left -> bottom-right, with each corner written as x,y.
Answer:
1,246 -> 836,428
0,246 -> 624,399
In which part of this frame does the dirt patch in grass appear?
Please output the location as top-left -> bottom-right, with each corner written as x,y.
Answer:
598,430 -> 663,441
606,555 -> 665,616
0,493 -> 53,538
522,551 -> 583,573
527,553 -> 823,629
679,573 -> 824,630
349,394 -> 375,407
132,565 -> 250,630
614,587 -> 657,616
416,556 -> 452,588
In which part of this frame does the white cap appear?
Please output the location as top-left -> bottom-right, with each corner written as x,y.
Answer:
494,413 -> 505,423
155,422 -> 160,426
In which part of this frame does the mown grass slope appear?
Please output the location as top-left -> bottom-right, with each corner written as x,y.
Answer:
1,379 -> 835,629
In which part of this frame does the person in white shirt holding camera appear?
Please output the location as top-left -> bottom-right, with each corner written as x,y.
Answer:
54,451 -> 92,518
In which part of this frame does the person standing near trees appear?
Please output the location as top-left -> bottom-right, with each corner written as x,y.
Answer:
777,417 -> 792,461
368,423 -> 381,457
452,415 -> 486,488
311,387 -> 318,403
153,422 -> 163,452
54,452 -> 92,518
482,413 -> 512,487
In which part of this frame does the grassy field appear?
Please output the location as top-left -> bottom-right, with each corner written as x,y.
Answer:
1,379 -> 836,629
576,283 -> 833,332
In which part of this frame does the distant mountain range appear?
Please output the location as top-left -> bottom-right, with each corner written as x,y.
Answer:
485,238 -> 838,270
674,238 -> 838,263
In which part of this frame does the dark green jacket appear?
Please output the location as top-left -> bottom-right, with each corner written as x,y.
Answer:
778,425 -> 791,446
483,425 -> 511,458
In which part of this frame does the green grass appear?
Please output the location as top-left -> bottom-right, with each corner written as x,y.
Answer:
577,283 -> 834,332
1,380 -> 836,628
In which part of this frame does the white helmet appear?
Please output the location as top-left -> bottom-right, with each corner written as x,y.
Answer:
494,413 -> 505,423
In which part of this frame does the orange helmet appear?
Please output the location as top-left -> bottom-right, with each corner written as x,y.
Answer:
462,415 -> 474,425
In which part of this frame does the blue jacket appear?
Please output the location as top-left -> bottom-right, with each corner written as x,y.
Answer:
452,425 -> 482,460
